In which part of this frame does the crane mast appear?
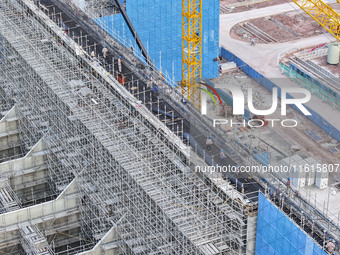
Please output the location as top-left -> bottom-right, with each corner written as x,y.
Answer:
182,0 -> 203,109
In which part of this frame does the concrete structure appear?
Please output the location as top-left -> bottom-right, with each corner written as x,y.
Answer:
219,3 -> 340,135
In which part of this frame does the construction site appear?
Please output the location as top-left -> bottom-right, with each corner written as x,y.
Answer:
0,0 -> 339,254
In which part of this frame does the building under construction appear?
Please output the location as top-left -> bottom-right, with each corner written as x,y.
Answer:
0,0 -> 339,254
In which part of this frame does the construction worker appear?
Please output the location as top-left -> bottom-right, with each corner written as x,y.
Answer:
274,187 -> 281,203
250,37 -> 256,46
206,136 -> 213,152
150,76 -> 154,87
90,50 -> 96,60
118,56 -> 122,73
181,97 -> 188,105
220,149 -> 226,163
286,178 -> 291,194
326,239 -> 336,254
152,85 -> 159,97
102,47 -> 108,59
25,7 -> 31,16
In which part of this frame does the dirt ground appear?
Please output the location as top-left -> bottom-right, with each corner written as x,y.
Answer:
221,0 -> 288,14
230,11 -> 323,43
311,56 -> 340,78
331,2 -> 340,13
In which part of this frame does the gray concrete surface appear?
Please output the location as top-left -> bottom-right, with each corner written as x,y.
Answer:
219,2 -> 340,131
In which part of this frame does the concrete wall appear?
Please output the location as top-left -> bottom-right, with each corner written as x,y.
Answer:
0,106 -> 20,154
0,180 -> 79,252
79,227 -> 120,255
0,180 -> 78,230
246,215 -> 257,255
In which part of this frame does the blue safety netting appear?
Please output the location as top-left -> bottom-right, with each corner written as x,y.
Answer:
256,193 -> 326,255
94,0 -> 219,82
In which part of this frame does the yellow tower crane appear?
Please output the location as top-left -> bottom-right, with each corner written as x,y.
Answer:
292,0 -> 340,41
182,0 -> 203,110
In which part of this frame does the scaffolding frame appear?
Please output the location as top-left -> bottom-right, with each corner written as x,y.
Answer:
1,0 -> 338,254
0,0 -> 254,254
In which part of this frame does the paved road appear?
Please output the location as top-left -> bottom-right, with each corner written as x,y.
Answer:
219,2 -> 340,131
220,2 -> 333,77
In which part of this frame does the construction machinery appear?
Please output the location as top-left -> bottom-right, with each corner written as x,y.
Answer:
293,0 -> 340,41
181,0 -> 203,110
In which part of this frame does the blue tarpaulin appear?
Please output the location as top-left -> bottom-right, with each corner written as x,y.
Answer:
95,0 -> 220,82
256,193 -> 326,255
254,152 -> 270,166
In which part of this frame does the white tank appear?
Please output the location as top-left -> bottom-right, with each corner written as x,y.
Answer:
327,43 -> 340,65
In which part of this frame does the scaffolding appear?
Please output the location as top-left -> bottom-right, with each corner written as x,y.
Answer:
20,224 -> 54,255
0,178 -> 21,212
0,87 -> 14,118
0,0 -> 339,254
0,174 -> 54,254
0,0 -> 255,254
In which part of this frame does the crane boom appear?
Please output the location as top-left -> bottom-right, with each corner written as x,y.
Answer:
292,0 -> 340,41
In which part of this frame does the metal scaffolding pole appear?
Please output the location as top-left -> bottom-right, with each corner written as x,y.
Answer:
0,0 -> 257,254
